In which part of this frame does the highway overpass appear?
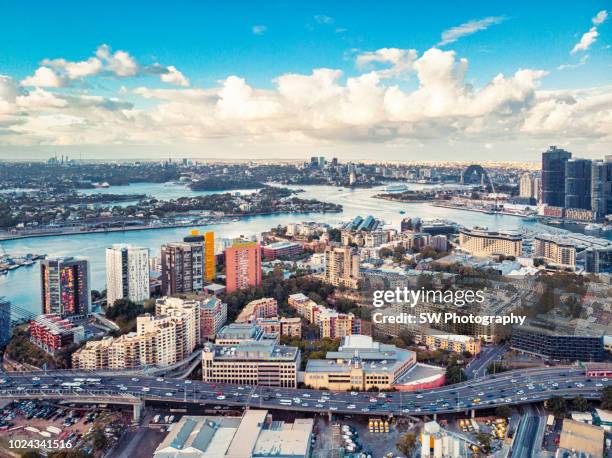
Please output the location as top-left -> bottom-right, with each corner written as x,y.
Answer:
0,365 -> 609,421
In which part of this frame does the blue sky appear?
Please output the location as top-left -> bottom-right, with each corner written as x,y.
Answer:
0,1 -> 610,161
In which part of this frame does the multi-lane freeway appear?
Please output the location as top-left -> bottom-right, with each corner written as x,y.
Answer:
0,366 -> 609,417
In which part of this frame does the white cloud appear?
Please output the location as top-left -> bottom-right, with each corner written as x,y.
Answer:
356,48 -> 418,78
21,67 -> 68,87
592,10 -> 608,25
95,44 -> 139,76
3,46 -> 612,156
314,15 -> 334,25
571,27 -> 599,54
160,66 -> 190,87
557,54 -> 589,70
43,56 -> 103,79
438,16 -> 506,46
252,25 -> 267,35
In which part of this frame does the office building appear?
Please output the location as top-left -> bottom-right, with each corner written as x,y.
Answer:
534,235 -> 576,269
261,241 -> 302,260
511,324 -> 604,361
30,314 -> 84,354
0,298 -> 10,345
199,296 -> 227,340
224,241 -> 262,293
255,316 -> 302,338
591,158 -> 612,219
40,257 -> 90,316
541,145 -> 571,207
215,322 -> 274,345
565,158 -> 592,210
459,228 -> 522,257
323,246 -> 360,289
235,297 -> 278,323
585,246 -> 612,274
202,341 -> 299,388
154,410 -> 314,458
72,297 -> 200,369
106,244 -> 150,306
161,231 -> 215,296
304,335 -> 416,391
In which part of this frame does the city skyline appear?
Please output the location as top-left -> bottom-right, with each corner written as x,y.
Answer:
0,1 -> 610,161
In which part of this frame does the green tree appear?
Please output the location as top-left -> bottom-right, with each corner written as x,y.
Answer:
396,432 -> 417,457
601,386 -> 612,410
495,405 -> 512,418
572,396 -> 589,412
546,396 -> 567,418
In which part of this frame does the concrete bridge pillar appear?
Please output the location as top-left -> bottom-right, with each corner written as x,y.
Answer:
433,413 -> 437,421
133,401 -> 144,422
471,409 -> 475,419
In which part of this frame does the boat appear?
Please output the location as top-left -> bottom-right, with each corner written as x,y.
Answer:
399,210 -> 405,214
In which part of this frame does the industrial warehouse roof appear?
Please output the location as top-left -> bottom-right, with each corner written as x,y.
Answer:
154,411 -> 313,458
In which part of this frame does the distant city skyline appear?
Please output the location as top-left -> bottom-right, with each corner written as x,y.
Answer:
0,1 -> 610,161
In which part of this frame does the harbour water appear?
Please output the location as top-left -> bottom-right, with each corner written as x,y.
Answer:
0,182 -> 549,315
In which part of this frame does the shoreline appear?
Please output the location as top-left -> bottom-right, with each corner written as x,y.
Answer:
0,209 -> 342,242
431,203 -> 531,218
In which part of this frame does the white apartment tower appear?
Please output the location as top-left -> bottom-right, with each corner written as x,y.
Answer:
106,244 -> 150,306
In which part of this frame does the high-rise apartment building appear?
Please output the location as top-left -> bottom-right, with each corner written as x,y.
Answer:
224,241 -> 261,293
200,296 -> 227,340
565,158 -> 592,210
541,146 -> 571,207
459,228 -> 522,257
161,231 -> 215,295
106,244 -> 150,306
72,296 -> 200,370
235,297 -> 278,323
519,173 -> 539,200
323,246 -> 360,289
41,257 -> 90,316
591,158 -> 612,219
534,235 -> 576,268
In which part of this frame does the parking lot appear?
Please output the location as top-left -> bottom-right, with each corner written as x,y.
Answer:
0,399 -> 130,456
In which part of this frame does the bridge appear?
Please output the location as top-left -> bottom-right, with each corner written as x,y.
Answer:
1,365 -> 608,421
460,164 -> 496,192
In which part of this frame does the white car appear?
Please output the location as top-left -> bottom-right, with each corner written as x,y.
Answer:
165,392 -> 173,396
142,387 -> 150,392
329,407 -> 338,411
252,394 -> 260,398
350,392 -> 358,396
347,404 -> 356,409
216,395 -> 226,400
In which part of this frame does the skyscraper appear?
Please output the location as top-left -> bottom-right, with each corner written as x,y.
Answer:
106,244 -> 150,306
519,173 -> 538,199
224,241 -> 261,293
323,246 -> 360,289
161,231 -> 215,296
565,158 -> 592,210
591,158 -> 612,219
41,257 -> 90,316
541,146 -> 571,207
0,297 -> 10,345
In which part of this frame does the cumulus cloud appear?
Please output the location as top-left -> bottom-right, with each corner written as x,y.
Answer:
21,67 -> 68,87
2,45 -> 612,153
252,25 -> 267,35
557,54 -> 589,70
356,48 -> 418,78
95,44 -> 139,76
438,16 -> 506,46
160,66 -> 190,87
571,27 -> 599,54
592,10 -> 608,25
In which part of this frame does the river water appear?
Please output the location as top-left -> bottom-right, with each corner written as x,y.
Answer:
1,182 -> 546,315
